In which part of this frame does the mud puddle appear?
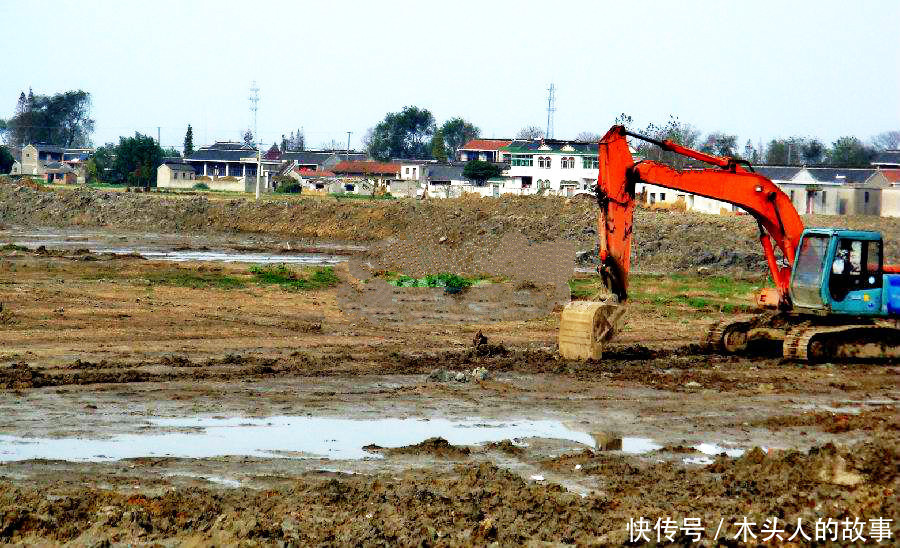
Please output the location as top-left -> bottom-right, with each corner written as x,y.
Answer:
3,227 -> 351,264
0,415 -> 604,462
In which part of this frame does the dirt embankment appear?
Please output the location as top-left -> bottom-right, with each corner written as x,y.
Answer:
1,182 -> 898,274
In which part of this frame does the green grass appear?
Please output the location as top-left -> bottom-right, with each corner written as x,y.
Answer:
0,243 -> 28,252
250,264 -> 340,290
380,272 -> 481,291
569,273 -> 768,312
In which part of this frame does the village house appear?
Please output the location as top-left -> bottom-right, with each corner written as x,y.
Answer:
499,139 -> 599,197
331,161 -> 402,195
281,150 -> 368,172
866,169 -> 900,217
181,141 -> 279,192
457,139 -> 512,163
156,161 -> 197,188
11,144 -> 93,183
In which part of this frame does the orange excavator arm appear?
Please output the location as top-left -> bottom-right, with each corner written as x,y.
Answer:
595,125 -> 806,308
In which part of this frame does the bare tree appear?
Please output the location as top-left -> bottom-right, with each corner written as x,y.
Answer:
575,131 -> 601,142
873,130 -> 900,150
516,125 -> 544,139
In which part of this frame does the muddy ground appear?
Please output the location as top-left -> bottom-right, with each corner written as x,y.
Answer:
0,183 -> 898,546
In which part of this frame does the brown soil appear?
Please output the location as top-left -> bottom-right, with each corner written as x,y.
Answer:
0,184 -> 898,545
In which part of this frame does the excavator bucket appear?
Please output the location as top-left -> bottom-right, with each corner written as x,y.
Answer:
558,296 -> 624,360
558,126 -> 634,360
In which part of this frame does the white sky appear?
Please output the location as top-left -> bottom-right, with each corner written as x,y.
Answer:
1,0 -> 898,151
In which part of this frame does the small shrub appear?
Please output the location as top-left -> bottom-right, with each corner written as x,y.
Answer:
193,182 -> 210,190
0,243 -> 28,252
276,181 -> 303,194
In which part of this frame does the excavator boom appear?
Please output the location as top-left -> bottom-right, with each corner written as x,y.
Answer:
559,124 -> 900,362
596,125 -> 805,307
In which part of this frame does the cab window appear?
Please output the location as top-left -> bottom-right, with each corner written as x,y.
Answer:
829,238 -> 882,301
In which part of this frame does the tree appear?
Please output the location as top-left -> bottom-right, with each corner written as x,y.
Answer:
243,129 -> 254,147
6,89 -> 94,147
575,131 -> 601,142
828,136 -> 875,167
764,139 -> 789,165
431,129 -> 448,162
440,118 -> 479,159
86,143 -> 115,183
699,132 -> 738,157
0,146 -> 14,174
112,133 -> 164,189
800,139 -> 825,165
632,116 -> 700,168
365,106 -> 436,161
183,125 -> 194,156
293,128 -> 305,151
873,130 -> 900,150
161,146 -> 180,158
516,125 -> 544,139
280,134 -> 288,152
463,160 -> 503,185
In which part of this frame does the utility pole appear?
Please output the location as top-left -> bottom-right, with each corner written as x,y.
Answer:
256,144 -> 261,200
157,126 -> 161,146
346,131 -> 352,161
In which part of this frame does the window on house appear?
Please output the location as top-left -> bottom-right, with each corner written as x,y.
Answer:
822,191 -> 827,204
790,190 -> 795,201
582,156 -> 599,169
511,155 -> 533,167
864,191 -> 869,203
660,193 -> 666,201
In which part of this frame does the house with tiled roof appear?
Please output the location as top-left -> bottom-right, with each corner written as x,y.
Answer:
11,144 -> 94,183
498,139 -> 599,197
332,161 -> 402,195
872,149 -> 900,168
457,139 -> 512,163
182,141 -> 280,192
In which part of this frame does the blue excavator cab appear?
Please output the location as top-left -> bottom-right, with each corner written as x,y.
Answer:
790,228 -> 899,317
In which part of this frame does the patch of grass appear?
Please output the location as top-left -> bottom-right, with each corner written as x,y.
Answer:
0,243 -> 28,252
568,273 -> 762,312
384,272 -> 476,291
144,271 -> 246,290
250,264 -> 339,290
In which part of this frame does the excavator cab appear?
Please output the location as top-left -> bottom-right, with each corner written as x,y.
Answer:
791,229 -> 894,316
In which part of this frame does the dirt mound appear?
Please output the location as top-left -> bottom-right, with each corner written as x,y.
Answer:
385,437 -> 471,459
0,363 -> 50,389
3,183 -> 897,275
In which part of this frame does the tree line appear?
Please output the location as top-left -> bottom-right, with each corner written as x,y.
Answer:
608,114 -> 899,169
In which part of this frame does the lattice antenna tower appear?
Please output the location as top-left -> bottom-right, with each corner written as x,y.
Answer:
249,81 -> 260,146
545,83 -> 556,139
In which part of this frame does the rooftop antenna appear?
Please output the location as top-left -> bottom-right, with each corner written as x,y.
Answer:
545,83 -> 556,139
249,81 -> 259,147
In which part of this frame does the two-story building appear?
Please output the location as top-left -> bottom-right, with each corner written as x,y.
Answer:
457,139 -> 512,163
499,139 -> 599,197
11,144 -> 94,183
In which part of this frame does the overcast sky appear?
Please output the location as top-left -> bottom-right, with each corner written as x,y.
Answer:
2,1 -> 898,152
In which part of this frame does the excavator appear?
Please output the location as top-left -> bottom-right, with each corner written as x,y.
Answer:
559,125 -> 900,362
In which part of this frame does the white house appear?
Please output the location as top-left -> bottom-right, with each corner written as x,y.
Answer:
499,139 -> 599,197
